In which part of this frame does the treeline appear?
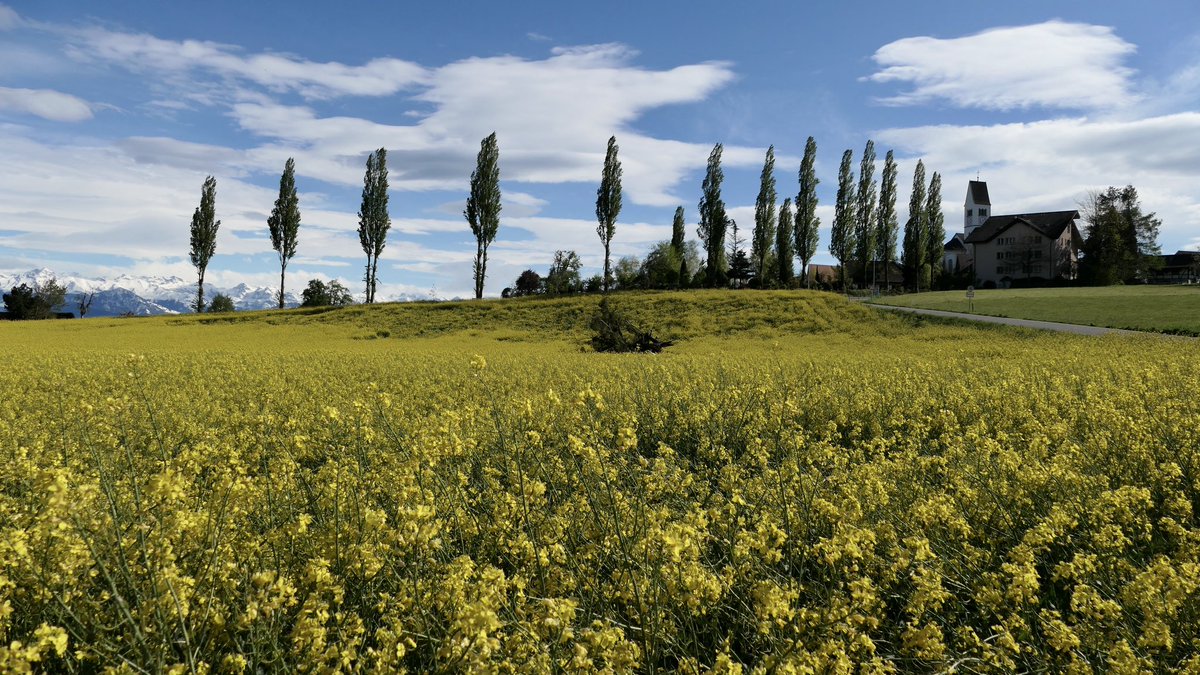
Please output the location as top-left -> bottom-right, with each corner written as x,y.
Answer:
506,137 -> 948,297
139,134 -> 953,313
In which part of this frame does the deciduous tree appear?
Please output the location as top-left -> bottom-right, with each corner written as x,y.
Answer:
1080,185 -> 1162,284
189,175 -> 220,312
830,149 -> 856,291
357,148 -> 390,304
855,140 -> 877,287
925,171 -> 945,289
876,150 -> 899,289
595,136 -> 622,292
902,160 -> 927,291
268,157 -> 301,309
752,145 -> 777,285
466,133 -> 502,299
794,136 -> 820,287
697,144 -> 729,287
671,206 -> 688,286
776,197 -> 794,287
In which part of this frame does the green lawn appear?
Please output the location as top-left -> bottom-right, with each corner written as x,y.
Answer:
874,285 -> 1200,334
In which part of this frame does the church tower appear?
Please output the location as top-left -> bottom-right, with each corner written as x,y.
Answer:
964,180 -> 990,237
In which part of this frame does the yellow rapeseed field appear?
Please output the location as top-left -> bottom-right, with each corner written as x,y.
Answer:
1,290 -> 1198,673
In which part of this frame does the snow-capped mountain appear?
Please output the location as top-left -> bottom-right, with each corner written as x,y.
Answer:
0,269 -> 301,317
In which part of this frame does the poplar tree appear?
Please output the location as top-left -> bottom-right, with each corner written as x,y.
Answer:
830,149 -> 856,291
268,157 -> 300,309
595,136 -> 622,292
875,150 -> 899,289
357,148 -> 390,304
189,175 -> 220,313
855,140 -> 877,287
902,160 -> 928,291
925,171 -> 945,289
466,133 -> 501,299
776,197 -> 794,287
794,136 -> 820,287
697,143 -> 728,287
671,206 -> 688,287
752,145 -> 777,285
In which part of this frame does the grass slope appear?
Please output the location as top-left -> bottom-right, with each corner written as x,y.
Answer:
875,284 -> 1200,334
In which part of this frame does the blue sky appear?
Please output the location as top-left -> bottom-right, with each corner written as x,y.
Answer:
1,0 -> 1197,298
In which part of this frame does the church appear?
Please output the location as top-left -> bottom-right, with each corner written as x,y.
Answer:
943,181 -> 1083,288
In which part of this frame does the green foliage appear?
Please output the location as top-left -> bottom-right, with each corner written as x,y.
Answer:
794,136 -> 821,286
512,269 -> 543,297
545,250 -> 582,295
357,148 -> 390,304
189,175 -> 220,313
207,293 -> 236,313
697,144 -> 728,288
775,198 -> 794,287
752,145 -> 777,284
589,296 -> 672,352
670,206 -> 685,254
876,150 -> 900,288
830,149 -> 856,290
466,133 -> 502,299
854,140 -> 877,286
268,157 -> 301,309
925,171 -> 945,288
300,279 -> 355,307
3,278 -> 67,320
1080,185 -> 1163,284
595,136 -> 622,292
614,255 -> 643,290
903,160 -> 928,291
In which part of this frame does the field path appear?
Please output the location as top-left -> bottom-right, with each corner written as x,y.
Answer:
866,304 -> 1155,337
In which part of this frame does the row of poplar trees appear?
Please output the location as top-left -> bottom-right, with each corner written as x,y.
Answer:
184,134 -> 947,311
687,138 -> 946,292
183,136 -> 503,312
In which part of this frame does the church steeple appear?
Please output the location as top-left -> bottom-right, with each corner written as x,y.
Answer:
965,180 -> 990,237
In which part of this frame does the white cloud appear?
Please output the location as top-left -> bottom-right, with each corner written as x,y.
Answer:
0,86 -> 92,121
876,113 -> 1200,249
866,21 -> 1137,110
70,27 -> 428,99
0,4 -> 19,30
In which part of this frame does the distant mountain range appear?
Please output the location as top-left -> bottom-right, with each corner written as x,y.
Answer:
1,268 -> 447,317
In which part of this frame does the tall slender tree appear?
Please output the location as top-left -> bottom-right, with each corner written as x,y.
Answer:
875,150 -> 899,289
697,143 -> 728,287
595,136 -> 622,292
830,149 -> 856,291
189,175 -> 220,313
671,206 -> 688,287
357,148 -> 390,303
902,160 -> 928,291
925,171 -> 945,289
854,140 -> 877,287
794,136 -> 820,287
776,197 -> 794,287
268,157 -> 301,309
752,145 -> 777,285
466,133 -> 502,299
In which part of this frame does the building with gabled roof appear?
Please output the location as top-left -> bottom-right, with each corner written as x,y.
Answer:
943,181 -> 1083,287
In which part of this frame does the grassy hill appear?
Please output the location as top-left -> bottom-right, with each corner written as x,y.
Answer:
874,284 -> 1200,334
3,290 -> 928,353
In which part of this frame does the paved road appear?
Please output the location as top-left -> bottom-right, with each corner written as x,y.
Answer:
866,304 -> 1144,337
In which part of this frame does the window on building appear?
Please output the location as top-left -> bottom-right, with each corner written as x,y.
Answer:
967,209 -> 973,217
996,251 -> 1003,260
997,266 -> 1004,274
980,209 -> 988,217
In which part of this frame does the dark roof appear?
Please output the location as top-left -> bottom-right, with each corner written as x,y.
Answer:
944,232 -> 967,251
964,210 -> 1080,244
968,180 -> 990,206
1160,250 -> 1200,268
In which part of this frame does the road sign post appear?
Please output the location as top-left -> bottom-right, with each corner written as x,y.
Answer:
966,286 -> 975,313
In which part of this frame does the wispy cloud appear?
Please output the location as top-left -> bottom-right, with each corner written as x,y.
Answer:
68,27 -> 429,99
0,86 -> 92,121
866,21 -> 1138,111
